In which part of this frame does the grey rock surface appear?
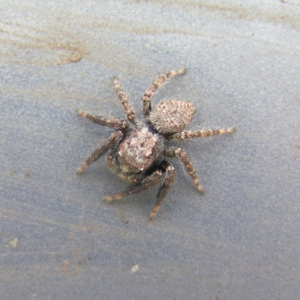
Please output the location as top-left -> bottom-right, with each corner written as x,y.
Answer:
1,0 -> 300,299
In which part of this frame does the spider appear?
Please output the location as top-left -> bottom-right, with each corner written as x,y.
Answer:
77,69 -> 234,220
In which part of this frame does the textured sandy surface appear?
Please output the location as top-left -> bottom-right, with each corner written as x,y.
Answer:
1,1 -> 300,299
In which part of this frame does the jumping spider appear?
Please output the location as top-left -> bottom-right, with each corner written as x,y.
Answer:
77,69 -> 234,220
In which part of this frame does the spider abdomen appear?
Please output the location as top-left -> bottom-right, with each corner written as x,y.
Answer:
148,99 -> 195,134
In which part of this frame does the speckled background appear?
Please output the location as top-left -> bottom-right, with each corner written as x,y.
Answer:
1,1 -> 300,299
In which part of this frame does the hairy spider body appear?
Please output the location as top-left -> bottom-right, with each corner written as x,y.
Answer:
148,99 -> 195,134
77,69 -> 234,220
108,126 -> 164,183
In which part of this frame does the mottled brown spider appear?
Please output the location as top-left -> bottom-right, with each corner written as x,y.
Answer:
77,69 -> 234,220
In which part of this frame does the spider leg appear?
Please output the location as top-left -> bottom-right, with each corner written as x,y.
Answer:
77,110 -> 127,129
142,68 -> 187,116
106,148 -> 117,173
166,128 -> 235,141
113,77 -> 136,123
103,169 -> 163,202
165,147 -> 204,193
150,161 -> 175,220
77,131 -> 123,174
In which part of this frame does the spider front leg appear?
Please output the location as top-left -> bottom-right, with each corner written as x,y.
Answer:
165,147 -> 204,193
113,77 -> 136,123
103,162 -> 175,220
103,169 -> 163,202
166,128 -> 235,141
77,131 -> 123,174
142,68 -> 186,116
77,110 -> 127,129
150,161 -> 175,220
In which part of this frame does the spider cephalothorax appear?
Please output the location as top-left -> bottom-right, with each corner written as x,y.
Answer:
77,69 -> 234,220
